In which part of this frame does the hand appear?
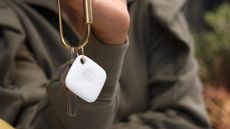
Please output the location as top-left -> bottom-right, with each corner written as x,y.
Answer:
63,0 -> 130,45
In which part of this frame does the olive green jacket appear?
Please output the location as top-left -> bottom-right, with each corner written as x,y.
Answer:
0,0 -> 211,129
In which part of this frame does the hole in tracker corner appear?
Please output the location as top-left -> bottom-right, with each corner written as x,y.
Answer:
80,57 -> 86,64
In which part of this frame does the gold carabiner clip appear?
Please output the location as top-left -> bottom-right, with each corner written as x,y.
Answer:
57,0 -> 93,50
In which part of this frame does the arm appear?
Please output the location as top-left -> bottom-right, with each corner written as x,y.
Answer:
33,35 -> 129,129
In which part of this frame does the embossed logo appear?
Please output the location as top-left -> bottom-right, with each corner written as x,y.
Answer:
82,69 -> 95,84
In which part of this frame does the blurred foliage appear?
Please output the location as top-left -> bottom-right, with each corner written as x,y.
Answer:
194,3 -> 230,129
195,3 -> 230,87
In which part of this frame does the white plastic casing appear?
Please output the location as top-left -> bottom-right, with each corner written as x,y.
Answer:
65,55 -> 107,103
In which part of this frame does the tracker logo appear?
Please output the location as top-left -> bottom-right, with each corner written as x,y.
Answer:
81,69 -> 95,84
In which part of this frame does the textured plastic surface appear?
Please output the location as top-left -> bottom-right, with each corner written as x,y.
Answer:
65,55 -> 107,103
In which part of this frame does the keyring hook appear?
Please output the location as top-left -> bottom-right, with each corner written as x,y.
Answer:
57,0 -> 93,50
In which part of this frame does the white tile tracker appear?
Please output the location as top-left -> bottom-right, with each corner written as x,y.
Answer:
65,55 -> 107,103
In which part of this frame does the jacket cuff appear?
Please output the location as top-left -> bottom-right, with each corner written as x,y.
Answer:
85,34 -> 129,99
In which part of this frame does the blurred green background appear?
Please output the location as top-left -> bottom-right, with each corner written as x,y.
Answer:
184,1 -> 230,129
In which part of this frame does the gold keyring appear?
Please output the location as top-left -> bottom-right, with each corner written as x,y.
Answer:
57,0 -> 93,49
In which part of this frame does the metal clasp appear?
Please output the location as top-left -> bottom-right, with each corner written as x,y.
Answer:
57,0 -> 93,51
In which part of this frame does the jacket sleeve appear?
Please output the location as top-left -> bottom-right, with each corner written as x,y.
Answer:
34,36 -> 129,129
0,2 -> 128,129
113,1 -> 211,129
